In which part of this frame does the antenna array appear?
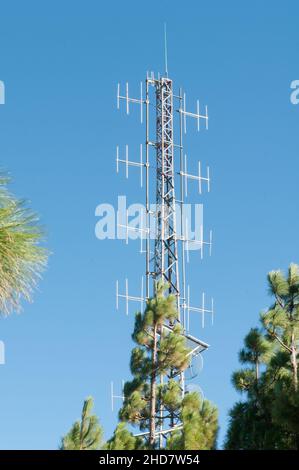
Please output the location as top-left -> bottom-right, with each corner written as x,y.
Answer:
112,43 -> 214,447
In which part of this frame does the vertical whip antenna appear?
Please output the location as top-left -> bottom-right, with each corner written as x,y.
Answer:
164,22 -> 168,77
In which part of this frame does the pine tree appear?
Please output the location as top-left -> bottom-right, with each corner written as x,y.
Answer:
61,397 -> 103,450
231,328 -> 272,396
225,329 -> 285,449
0,175 -> 47,314
111,282 -> 218,450
118,281 -> 189,448
167,392 -> 218,450
226,264 -> 299,449
238,328 -> 272,382
261,264 -> 299,390
271,376 -> 299,443
104,423 -> 142,450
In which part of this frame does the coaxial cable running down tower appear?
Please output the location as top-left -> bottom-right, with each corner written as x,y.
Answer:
113,35 -> 214,447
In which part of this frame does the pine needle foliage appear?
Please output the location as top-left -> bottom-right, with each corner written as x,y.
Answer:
108,282 -> 218,450
226,264 -> 299,449
104,423 -> 142,450
0,176 -> 47,314
167,393 -> 218,450
61,397 -> 103,450
118,282 -> 190,448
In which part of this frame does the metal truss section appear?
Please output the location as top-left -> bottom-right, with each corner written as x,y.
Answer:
154,78 -> 180,308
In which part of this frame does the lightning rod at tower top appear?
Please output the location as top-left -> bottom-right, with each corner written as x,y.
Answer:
112,25 -> 214,448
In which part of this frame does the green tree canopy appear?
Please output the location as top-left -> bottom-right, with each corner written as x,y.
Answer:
109,282 -> 218,450
226,264 -> 299,450
167,392 -> 218,450
0,176 -> 47,314
104,423 -> 142,450
61,397 -> 103,450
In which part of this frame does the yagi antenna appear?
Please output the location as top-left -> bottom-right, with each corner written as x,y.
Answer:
116,277 -> 145,315
181,217 -> 212,262
186,286 -> 214,330
181,154 -> 210,196
116,144 -> 146,187
117,208 -> 149,245
182,93 -> 208,134
111,381 -> 125,412
117,82 -> 144,123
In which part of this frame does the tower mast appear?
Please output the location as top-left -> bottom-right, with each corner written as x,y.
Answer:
114,35 -> 214,447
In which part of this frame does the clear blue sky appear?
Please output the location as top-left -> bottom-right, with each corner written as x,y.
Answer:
0,0 -> 298,449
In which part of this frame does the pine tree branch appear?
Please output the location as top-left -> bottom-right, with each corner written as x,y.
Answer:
275,294 -> 284,310
265,326 -> 292,353
272,332 -> 292,353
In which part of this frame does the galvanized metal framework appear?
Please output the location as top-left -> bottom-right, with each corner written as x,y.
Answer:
113,63 -> 214,447
154,77 -> 179,304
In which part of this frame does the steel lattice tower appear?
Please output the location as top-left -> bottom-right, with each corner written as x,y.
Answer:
113,40 -> 214,446
154,77 -> 180,304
